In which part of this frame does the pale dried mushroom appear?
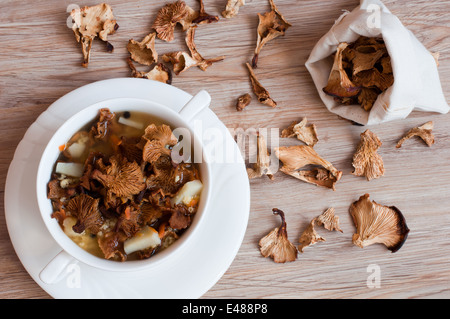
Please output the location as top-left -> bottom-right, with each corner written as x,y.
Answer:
127,32 -> 158,66
246,63 -> 277,107
275,145 -> 342,190
349,194 -> 409,253
252,0 -> 291,68
222,0 -> 245,19
192,0 -> 219,25
70,3 -> 119,67
396,121 -> 435,148
281,118 -> 319,147
259,208 -> 298,263
315,207 -> 343,233
352,129 -> 384,181
127,58 -> 172,84
236,93 -> 252,111
298,219 -> 325,253
247,133 -> 274,180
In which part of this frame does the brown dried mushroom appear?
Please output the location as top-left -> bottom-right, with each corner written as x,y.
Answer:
349,194 -> 409,253
127,32 -> 158,66
281,118 -> 319,147
152,1 -> 192,42
352,129 -> 385,181
192,0 -> 219,25
247,133 -> 274,180
259,208 -> 298,263
252,0 -> 291,68
396,121 -> 435,148
275,145 -> 342,190
322,37 -> 394,111
127,58 -> 172,84
70,3 -> 119,67
222,0 -> 245,19
246,63 -> 277,107
298,207 -> 342,252
236,93 -> 252,111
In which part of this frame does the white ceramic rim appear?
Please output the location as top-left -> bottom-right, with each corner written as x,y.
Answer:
36,97 -> 212,272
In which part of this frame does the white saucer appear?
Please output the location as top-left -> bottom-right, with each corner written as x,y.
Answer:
4,78 -> 250,298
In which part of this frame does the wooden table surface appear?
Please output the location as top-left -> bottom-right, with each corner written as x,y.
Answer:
1,0 -> 449,299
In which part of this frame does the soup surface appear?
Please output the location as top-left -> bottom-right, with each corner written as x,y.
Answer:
47,108 -> 202,261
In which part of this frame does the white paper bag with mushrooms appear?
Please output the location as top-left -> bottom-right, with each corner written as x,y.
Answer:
305,0 -> 449,125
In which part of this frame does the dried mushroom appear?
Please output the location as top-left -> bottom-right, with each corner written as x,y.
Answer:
298,207 -> 342,252
298,219 -> 325,253
222,0 -> 245,19
236,93 -> 252,111
315,207 -> 343,233
127,58 -> 172,84
192,0 -> 219,25
352,129 -> 384,181
66,194 -> 103,234
247,133 -> 274,179
152,1 -> 192,42
275,145 -> 342,190
281,118 -> 319,146
396,121 -> 435,148
246,63 -> 277,107
259,208 -> 298,263
70,3 -> 119,67
322,37 -> 394,111
142,124 -> 178,163
162,26 -> 224,74
127,32 -> 158,66
252,0 -> 291,68
349,194 -> 409,253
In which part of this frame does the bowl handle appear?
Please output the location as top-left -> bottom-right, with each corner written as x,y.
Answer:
39,250 -> 79,284
178,90 -> 211,124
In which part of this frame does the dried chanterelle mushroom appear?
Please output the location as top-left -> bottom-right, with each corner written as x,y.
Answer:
127,32 -> 158,66
298,207 -> 342,252
236,93 -> 252,111
281,118 -> 319,147
259,208 -> 298,263
162,25 -> 224,74
352,129 -> 385,181
127,58 -> 172,84
222,0 -> 245,19
246,63 -> 277,107
70,3 -> 119,67
396,121 -> 435,148
252,0 -> 291,68
323,37 -> 394,111
247,133 -> 274,180
275,145 -> 342,190
349,194 -> 409,253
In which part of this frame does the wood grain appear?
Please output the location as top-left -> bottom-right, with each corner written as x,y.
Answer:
0,0 -> 449,299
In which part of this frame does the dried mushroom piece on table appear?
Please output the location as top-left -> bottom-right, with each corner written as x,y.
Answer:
349,194 -> 409,253
315,207 -> 343,233
152,1 -> 192,42
275,145 -> 342,190
236,93 -> 252,111
246,63 -> 277,107
252,0 -> 291,68
352,129 -> 385,181
259,208 -> 298,263
281,118 -> 319,147
192,0 -> 219,25
322,37 -> 394,111
222,0 -> 245,19
127,32 -> 158,66
247,133 -> 274,180
298,207 -> 342,253
162,26 -> 224,74
396,121 -> 435,148
70,3 -> 119,67
127,58 -> 172,84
